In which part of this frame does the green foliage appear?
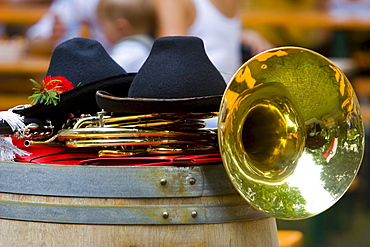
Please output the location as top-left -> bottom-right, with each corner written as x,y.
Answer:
28,78 -> 63,106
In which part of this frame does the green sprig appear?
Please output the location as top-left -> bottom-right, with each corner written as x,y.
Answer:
28,79 -> 63,106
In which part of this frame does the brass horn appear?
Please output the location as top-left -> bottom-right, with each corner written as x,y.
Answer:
218,47 -> 364,220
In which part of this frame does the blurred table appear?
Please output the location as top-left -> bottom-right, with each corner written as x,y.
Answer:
0,55 -> 49,110
242,11 -> 370,30
0,3 -> 49,73
0,55 -> 49,75
0,3 -> 48,25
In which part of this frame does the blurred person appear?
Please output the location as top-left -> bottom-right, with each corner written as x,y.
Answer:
97,0 -> 155,72
25,0 -> 109,55
153,0 -> 273,83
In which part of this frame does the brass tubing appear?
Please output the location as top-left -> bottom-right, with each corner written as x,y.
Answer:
57,128 -> 215,141
65,139 -> 208,148
73,113 -> 217,129
24,135 -> 59,147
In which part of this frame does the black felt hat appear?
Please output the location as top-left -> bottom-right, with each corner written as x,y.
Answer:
96,36 -> 226,114
15,37 -> 134,128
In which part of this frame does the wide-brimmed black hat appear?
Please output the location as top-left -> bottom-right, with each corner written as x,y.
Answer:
96,36 -> 226,114
14,37 -> 135,128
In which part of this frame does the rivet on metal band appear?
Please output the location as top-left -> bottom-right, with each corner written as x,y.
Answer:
0,162 -> 237,198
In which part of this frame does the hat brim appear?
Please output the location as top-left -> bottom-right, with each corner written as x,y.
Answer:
96,90 -> 222,114
15,73 -> 135,128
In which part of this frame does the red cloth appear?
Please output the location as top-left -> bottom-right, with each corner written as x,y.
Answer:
13,138 -> 100,165
12,138 -> 221,166
75,154 -> 222,166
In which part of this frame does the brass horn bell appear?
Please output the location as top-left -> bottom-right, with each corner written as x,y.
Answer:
218,47 -> 364,220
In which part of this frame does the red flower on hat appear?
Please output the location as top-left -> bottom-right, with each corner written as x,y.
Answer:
29,76 -> 74,106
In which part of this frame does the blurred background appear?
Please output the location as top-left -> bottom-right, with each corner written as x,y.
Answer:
242,1 -> 370,246
0,0 -> 369,246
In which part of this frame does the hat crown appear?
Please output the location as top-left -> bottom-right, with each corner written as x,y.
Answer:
17,37 -> 133,130
46,38 -> 126,87
128,36 -> 226,99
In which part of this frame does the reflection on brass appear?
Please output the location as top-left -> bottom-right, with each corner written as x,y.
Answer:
26,113 -> 219,154
58,127 -> 217,149
73,112 -> 216,130
305,122 -> 328,149
218,47 -> 364,220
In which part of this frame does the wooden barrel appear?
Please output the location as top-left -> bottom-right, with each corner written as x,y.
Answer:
0,162 -> 279,246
